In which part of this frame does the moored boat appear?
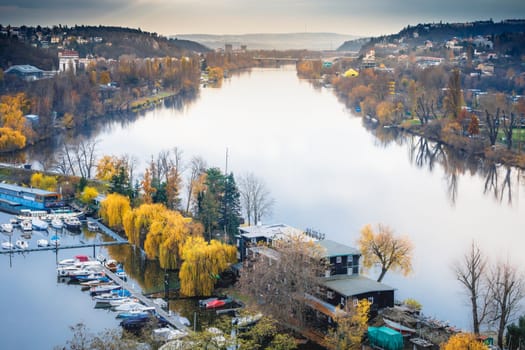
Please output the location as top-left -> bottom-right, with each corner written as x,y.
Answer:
64,216 -> 82,231
1,223 -> 13,234
89,284 -> 121,296
31,218 -> 49,231
49,235 -> 60,246
51,218 -> 64,230
1,241 -> 14,250
87,221 -> 99,231
37,239 -> 49,247
15,239 -> 29,249
20,220 -> 32,232
116,307 -> 155,319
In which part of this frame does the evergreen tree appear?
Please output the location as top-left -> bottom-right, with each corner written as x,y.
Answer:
220,172 -> 242,242
109,166 -> 132,198
196,168 -> 224,240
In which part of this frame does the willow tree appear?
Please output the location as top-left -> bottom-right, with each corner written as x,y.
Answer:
99,193 -> 131,232
123,203 -> 165,247
358,224 -> 413,282
179,237 -> 237,297
143,209 -> 203,269
30,172 -> 58,191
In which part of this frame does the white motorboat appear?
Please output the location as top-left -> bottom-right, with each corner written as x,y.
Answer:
15,239 -> 29,249
1,241 -> 14,249
114,301 -> 150,312
20,220 -> 32,232
51,218 -> 64,230
32,218 -> 49,231
37,239 -> 49,247
64,217 -> 82,231
87,221 -> 99,231
1,223 -> 13,234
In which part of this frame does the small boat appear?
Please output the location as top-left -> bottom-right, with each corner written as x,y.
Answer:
87,221 -> 99,231
15,239 -> 29,249
199,297 -> 218,307
383,318 -> 417,336
205,299 -> 226,309
233,312 -> 263,328
115,267 -> 128,281
80,276 -> 111,287
114,301 -> 149,312
51,218 -> 64,230
89,284 -> 121,296
104,259 -> 119,272
49,235 -> 60,246
32,218 -> 49,231
1,223 -> 14,234
109,297 -> 138,307
1,241 -> 14,250
64,216 -> 82,231
116,307 -> 155,319
37,239 -> 49,247
93,289 -> 131,303
152,327 -> 188,341
20,220 -> 32,232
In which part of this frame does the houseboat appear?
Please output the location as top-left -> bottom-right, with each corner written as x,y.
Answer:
0,183 -> 63,211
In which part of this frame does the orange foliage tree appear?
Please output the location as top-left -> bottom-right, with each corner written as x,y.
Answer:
440,333 -> 488,350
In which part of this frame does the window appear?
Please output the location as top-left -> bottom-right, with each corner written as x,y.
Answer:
368,296 -> 374,304
336,256 -> 342,263
353,298 -> 358,307
327,291 -> 334,299
341,297 -> 345,306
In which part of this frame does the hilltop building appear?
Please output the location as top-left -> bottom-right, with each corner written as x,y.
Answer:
58,49 -> 79,73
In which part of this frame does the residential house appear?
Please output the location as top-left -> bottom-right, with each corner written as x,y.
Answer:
4,65 -> 44,81
238,224 -> 395,326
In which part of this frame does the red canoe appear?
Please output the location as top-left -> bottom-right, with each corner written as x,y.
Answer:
206,299 -> 226,309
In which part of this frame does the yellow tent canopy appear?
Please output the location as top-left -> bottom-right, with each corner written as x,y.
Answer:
343,68 -> 359,77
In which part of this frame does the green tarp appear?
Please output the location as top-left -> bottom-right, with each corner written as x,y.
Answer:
368,326 -> 403,350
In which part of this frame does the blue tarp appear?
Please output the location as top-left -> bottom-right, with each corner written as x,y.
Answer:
368,326 -> 403,350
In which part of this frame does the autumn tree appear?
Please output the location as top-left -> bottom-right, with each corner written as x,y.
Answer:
444,68 -> 463,119
30,172 -> 57,191
440,333 -> 489,350
99,193 -> 131,232
454,241 -> 489,335
358,224 -> 413,282
238,172 -> 274,226
239,234 -> 327,328
179,236 -> 237,297
487,259 -> 525,348
325,299 -> 371,350
141,167 -> 155,204
123,202 -> 164,247
185,156 -> 206,214
80,186 -> 99,204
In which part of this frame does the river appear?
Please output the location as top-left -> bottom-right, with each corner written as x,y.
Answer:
1,65 -> 524,347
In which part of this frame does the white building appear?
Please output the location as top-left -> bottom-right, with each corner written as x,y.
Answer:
58,50 -> 79,73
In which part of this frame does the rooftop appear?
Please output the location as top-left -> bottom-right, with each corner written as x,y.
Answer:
317,239 -> 360,257
239,223 -> 307,240
5,64 -> 43,74
323,275 -> 395,297
0,182 -> 58,196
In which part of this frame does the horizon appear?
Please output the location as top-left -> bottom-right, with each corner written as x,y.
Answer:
1,0 -> 524,38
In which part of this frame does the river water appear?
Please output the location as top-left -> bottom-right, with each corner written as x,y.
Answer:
1,66 -> 524,348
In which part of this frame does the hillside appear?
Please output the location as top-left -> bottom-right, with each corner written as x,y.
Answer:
173,32 -> 359,51
0,25 -> 210,70
338,19 -> 525,53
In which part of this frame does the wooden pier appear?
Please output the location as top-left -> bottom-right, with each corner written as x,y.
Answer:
102,266 -> 190,332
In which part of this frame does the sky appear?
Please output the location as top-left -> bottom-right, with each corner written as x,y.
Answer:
1,0 -> 525,37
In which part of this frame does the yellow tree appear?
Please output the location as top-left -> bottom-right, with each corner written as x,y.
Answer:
0,127 -> 26,151
96,155 -> 120,181
179,237 -> 237,297
30,172 -> 57,191
99,71 -> 111,85
0,93 -> 30,132
80,186 -> 99,204
99,193 -> 131,232
325,299 -> 371,350
358,224 -> 413,282
123,203 -> 165,247
440,333 -> 488,350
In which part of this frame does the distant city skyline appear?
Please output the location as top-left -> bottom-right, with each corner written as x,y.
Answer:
1,0 -> 524,37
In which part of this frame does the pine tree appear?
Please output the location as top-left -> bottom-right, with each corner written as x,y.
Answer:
220,172 -> 241,242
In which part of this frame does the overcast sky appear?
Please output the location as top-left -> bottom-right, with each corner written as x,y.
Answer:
1,0 -> 524,36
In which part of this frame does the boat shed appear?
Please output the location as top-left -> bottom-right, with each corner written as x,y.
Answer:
4,65 -> 44,81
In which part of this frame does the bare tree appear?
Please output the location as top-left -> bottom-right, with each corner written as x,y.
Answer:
238,235 -> 327,328
76,138 -> 99,178
501,112 -> 517,150
488,259 -> 525,348
238,172 -> 274,225
454,241 -> 490,335
415,94 -> 438,125
185,156 -> 206,214
486,109 -> 501,146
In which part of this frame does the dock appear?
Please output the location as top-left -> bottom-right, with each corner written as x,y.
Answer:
0,240 -> 128,255
102,266 -> 190,332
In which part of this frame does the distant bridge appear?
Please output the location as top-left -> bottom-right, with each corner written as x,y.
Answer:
253,57 -> 302,63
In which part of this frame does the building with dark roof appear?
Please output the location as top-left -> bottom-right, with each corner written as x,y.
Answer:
4,64 -> 44,81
